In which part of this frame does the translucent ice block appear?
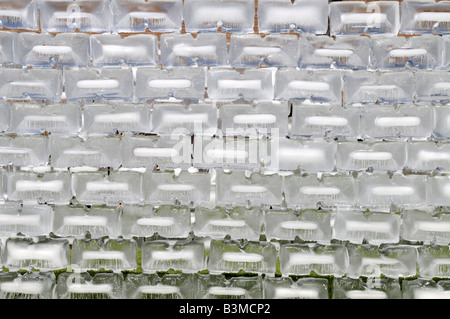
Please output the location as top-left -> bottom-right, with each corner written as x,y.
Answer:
330,1 -> 400,36
3,238 -> 69,271
0,0 -> 38,30
90,34 -> 157,66
143,170 -> 211,206
121,135 -> 191,170
265,208 -> 332,243
0,135 -> 49,167
196,274 -> 263,299
407,142 -> 450,171
372,35 -> 442,70
347,244 -> 417,278
193,135 -> 259,170
55,272 -> 123,299
362,105 -> 433,139
434,105 -> 450,138
258,0 -> 328,34
135,67 -> 205,101
344,71 -> 415,105
50,135 -> 122,169
52,206 -> 120,238
0,271 -> 55,299
284,174 -> 356,208
401,209 -> 450,244
298,34 -> 372,70
0,203 -> 53,237
336,141 -> 407,172
73,171 -> 142,205
207,68 -> 273,102
184,0 -> 254,33
111,0 -> 182,32
161,33 -> 227,67
16,33 -> 89,68
403,279 -> 450,299
83,103 -> 151,135
151,103 -> 217,135
72,237 -> 137,272
208,239 -> 277,274
121,205 -> 191,238
7,171 -> 72,204
264,277 -> 329,299
40,0 -> 111,33
0,102 -> 8,132
0,68 -> 62,101
274,69 -> 343,105
427,175 -> 450,206
334,210 -> 400,245
332,277 -> 401,299
0,32 -> 15,65
193,206 -> 263,241
141,240 -> 205,273
64,68 -> 133,101
10,102 -> 81,135
229,34 -> 299,68
219,101 -> 288,138
261,138 -> 336,172
417,245 -> 450,278
215,170 -> 282,207
125,273 -> 195,299
357,173 -> 427,208
291,104 -> 360,138
280,243 -> 348,276
400,0 -> 450,35
416,71 -> 450,104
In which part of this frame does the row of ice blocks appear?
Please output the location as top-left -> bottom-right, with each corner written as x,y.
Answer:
5,203 -> 450,245
2,272 -> 450,300
5,68 -> 450,104
2,170 -> 450,208
4,135 -> 450,171
5,0 -> 450,36
3,102 -> 450,139
3,32 -> 450,70
3,236 -> 450,279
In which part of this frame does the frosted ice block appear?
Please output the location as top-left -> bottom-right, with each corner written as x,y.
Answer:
50,135 -> 122,169
0,203 -> 53,237
10,102 -> 81,135
400,0 -> 450,35
280,243 -> 348,276
215,170 -> 282,207
161,33 -> 227,67
111,0 -> 182,32
0,68 -> 62,101
208,239 -> 277,274
141,240 -> 205,273
299,34 -> 372,70
207,68 -> 273,102
0,272 -> 55,299
143,170 -> 211,206
417,245 -> 450,278
73,171 -> 142,205
401,209 -> 450,244
427,175 -> 450,206
135,67 -> 205,101
121,205 -> 191,238
284,174 -> 356,208
53,205 -> 120,238
3,238 -> 69,271
125,273 -> 195,299
197,274 -> 263,299
90,33 -> 157,66
0,32 -> 15,65
274,69 -> 343,105
265,208 -> 332,243
434,105 -> 450,138
229,34 -> 299,68
332,277 -> 401,299
0,135 -> 49,167
64,68 -> 133,101
264,277 -> 329,299
416,71 -> 450,104
0,101 -> 8,132
0,0 -> 38,30
258,0 -> 328,34
16,33 -> 89,67
193,206 -> 263,241
403,279 -> 450,299
55,272 -> 124,299
407,142 -> 450,171
184,0 -> 254,33
40,0 -> 111,33
330,1 -> 400,35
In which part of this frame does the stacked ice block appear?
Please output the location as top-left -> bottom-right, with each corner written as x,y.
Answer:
0,0 -> 448,299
